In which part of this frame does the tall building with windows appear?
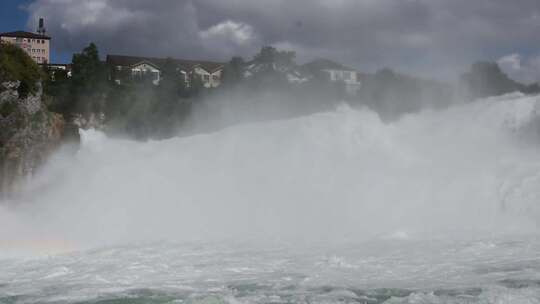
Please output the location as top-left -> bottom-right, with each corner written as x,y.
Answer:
0,18 -> 51,64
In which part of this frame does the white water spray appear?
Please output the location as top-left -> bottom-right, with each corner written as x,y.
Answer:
1,93 -> 540,253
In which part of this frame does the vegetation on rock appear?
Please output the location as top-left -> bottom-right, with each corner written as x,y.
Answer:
0,42 -> 65,194
0,43 -> 43,97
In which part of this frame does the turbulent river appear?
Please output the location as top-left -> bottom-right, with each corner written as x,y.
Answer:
1,93 -> 540,303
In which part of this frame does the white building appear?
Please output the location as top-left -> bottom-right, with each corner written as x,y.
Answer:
0,31 -> 50,64
192,65 -> 223,88
129,61 -> 161,85
106,55 -> 224,88
0,18 -> 51,64
303,59 -> 362,95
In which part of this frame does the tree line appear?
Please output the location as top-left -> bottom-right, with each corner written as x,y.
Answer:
42,43 -> 540,139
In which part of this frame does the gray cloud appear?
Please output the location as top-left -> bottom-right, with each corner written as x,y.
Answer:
25,0 -> 540,81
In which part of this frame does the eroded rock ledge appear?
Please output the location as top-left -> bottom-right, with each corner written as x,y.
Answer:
0,81 -> 65,194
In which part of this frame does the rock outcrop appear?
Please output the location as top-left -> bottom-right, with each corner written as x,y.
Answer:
0,81 -> 65,194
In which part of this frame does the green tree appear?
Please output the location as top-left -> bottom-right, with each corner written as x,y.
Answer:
159,58 -> 184,95
71,43 -> 104,88
461,61 -> 524,99
253,46 -> 296,66
70,42 -> 109,114
223,56 -> 245,85
253,46 -> 277,63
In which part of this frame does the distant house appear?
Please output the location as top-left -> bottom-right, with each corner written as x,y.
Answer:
47,63 -> 72,80
303,59 -> 362,95
0,18 -> 51,64
106,55 -> 224,88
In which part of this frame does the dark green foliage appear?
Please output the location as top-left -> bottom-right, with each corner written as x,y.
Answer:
0,43 -> 43,97
70,42 -> 109,114
44,42 -> 110,116
358,68 -> 454,120
254,46 -> 296,66
71,43 -> 106,89
158,58 -> 187,97
222,56 -> 245,86
460,61 -> 524,99
524,83 -> 540,95
104,83 -> 193,139
43,69 -> 71,114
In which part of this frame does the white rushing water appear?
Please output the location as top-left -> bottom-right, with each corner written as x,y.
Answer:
1,93 -> 540,303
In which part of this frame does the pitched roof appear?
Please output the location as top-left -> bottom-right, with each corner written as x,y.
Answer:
302,59 -> 356,72
106,54 -> 224,73
0,31 -> 51,40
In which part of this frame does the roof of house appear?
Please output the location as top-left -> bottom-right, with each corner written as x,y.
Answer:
0,31 -> 51,40
106,55 -> 224,73
302,59 -> 356,72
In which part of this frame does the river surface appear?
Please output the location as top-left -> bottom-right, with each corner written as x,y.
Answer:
1,238 -> 540,303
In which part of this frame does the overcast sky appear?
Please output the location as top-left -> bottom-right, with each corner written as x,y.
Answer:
22,0 -> 540,83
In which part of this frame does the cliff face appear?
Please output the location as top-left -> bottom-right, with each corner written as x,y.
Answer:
0,81 -> 65,194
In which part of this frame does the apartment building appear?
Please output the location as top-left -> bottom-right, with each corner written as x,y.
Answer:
0,18 -> 50,64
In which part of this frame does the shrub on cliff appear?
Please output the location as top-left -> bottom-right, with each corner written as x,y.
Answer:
0,43 -> 43,97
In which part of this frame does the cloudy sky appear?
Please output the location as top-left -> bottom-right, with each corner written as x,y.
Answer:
13,0 -> 540,82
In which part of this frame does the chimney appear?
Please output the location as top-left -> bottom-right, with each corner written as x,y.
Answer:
37,18 -> 46,36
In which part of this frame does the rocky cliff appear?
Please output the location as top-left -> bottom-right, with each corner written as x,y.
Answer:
0,81 -> 65,194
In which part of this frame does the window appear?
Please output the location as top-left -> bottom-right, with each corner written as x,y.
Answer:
132,69 -> 142,78
212,75 -> 220,81
203,75 -> 210,81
